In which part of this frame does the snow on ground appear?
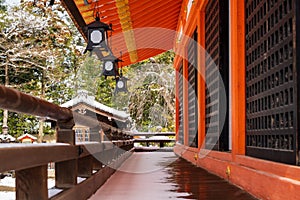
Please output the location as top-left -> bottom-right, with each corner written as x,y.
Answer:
0,177 -> 15,200
0,177 -> 56,200
0,177 -> 55,188
0,177 -> 15,188
0,192 -> 15,200
0,171 -> 86,199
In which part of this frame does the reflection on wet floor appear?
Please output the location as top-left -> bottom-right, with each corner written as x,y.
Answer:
89,152 -> 257,200
163,157 -> 258,200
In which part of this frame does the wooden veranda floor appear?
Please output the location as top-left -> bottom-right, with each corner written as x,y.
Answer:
89,152 -> 257,200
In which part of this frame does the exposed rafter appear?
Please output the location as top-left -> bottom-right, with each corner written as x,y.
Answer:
61,0 -> 183,66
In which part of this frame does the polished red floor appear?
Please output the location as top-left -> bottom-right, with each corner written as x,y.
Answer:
89,152 -> 257,200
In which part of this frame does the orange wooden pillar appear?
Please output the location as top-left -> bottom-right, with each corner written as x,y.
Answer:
175,67 -> 180,141
230,0 -> 246,156
197,10 -> 206,149
183,53 -> 189,146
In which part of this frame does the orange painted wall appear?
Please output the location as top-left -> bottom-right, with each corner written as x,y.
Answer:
173,0 -> 300,199
174,0 -> 207,149
174,0 -> 245,151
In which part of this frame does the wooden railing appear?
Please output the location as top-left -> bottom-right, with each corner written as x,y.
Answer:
128,132 -> 175,150
0,85 -> 134,200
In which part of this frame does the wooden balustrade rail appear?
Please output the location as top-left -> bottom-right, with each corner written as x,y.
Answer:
0,141 -> 133,173
0,85 -> 134,199
0,85 -> 103,129
0,141 -> 134,199
126,131 -> 176,149
128,132 -> 175,137
0,85 -> 72,122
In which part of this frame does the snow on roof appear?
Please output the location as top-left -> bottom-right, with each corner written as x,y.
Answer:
61,90 -> 129,120
17,133 -> 37,140
0,134 -> 16,141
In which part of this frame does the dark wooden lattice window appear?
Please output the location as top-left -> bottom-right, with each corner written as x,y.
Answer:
245,0 -> 299,165
188,30 -> 198,147
178,62 -> 184,144
205,0 -> 229,151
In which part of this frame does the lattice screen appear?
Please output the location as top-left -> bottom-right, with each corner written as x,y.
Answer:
187,30 -> 198,147
178,63 -> 184,144
245,0 -> 298,164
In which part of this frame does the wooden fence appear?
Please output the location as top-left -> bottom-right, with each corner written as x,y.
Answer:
128,132 -> 175,151
0,85 -> 134,199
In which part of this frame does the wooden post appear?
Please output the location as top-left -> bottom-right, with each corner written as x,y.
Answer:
198,10 -> 206,149
175,69 -> 180,142
160,142 -> 164,148
55,119 -> 78,188
230,0 -> 246,156
16,165 -> 48,200
78,156 -> 93,178
100,129 -> 104,142
2,58 -> 9,135
183,52 -> 189,146
93,156 -> 103,170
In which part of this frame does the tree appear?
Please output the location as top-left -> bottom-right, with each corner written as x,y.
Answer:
0,0 -> 82,139
76,54 -> 102,94
0,0 -> 176,137
0,0 -> 6,12
113,51 -> 175,131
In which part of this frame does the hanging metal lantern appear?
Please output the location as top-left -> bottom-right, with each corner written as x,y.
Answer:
115,76 -> 128,93
114,66 -> 128,93
84,13 -> 112,54
102,56 -> 121,77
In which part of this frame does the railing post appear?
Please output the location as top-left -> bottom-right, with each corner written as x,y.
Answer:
160,142 -> 164,148
55,119 -> 78,188
93,156 -> 103,170
78,155 -> 93,178
16,165 -> 48,200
